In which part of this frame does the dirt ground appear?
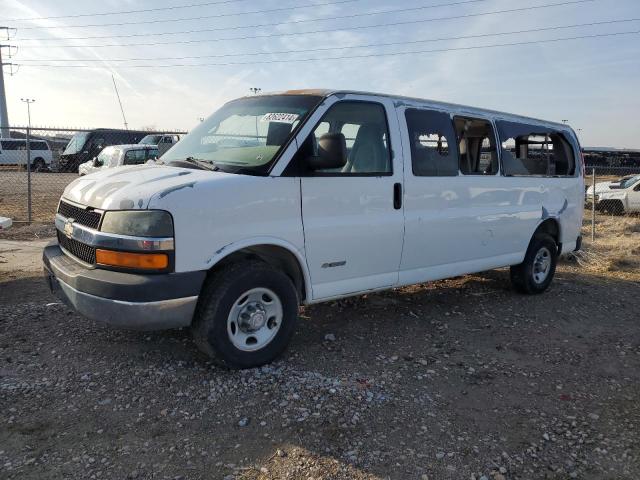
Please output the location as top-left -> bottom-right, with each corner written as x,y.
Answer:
0,172 -> 76,223
1,217 -> 639,480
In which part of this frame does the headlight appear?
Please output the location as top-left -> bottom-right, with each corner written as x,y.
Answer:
100,210 -> 174,237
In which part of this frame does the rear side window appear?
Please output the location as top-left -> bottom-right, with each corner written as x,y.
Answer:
454,117 -> 499,175
405,109 -> 458,177
1,141 -> 23,150
124,149 -> 147,165
497,121 -> 576,176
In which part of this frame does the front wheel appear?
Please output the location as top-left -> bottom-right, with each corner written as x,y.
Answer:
510,233 -> 558,294
32,158 -> 46,172
192,260 -> 299,369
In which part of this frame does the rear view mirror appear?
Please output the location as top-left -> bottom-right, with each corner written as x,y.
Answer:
306,133 -> 347,170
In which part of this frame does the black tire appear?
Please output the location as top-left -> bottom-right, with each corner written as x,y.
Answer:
32,158 -> 46,172
192,260 -> 299,369
510,233 -> 558,294
601,199 -> 625,216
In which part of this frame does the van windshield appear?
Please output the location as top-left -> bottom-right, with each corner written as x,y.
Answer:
162,94 -> 323,174
140,134 -> 163,145
63,132 -> 91,155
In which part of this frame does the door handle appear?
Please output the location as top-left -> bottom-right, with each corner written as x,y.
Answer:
393,183 -> 402,210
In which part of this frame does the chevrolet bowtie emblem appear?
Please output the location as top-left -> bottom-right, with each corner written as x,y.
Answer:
64,218 -> 75,239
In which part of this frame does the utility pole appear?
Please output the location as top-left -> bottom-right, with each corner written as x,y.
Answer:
21,98 -> 35,223
111,74 -> 128,130
0,28 -> 18,138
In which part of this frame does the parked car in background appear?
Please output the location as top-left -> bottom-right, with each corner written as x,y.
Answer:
139,134 -> 181,156
45,89 -> 583,369
59,129 -> 152,172
587,174 -> 640,214
0,138 -> 53,171
78,144 -> 159,176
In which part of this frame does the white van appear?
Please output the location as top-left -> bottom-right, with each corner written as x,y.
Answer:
139,134 -> 181,157
43,90 -> 584,368
0,138 -> 53,171
78,144 -> 160,176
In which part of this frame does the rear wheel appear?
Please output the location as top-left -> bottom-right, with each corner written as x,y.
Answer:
510,233 -> 558,294
600,199 -> 625,216
192,260 -> 299,369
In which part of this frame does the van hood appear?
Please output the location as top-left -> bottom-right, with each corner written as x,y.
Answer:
62,164 -> 232,210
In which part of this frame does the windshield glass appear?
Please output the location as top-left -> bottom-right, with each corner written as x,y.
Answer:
140,134 -> 163,145
63,132 -> 91,155
620,175 -> 640,189
97,146 -> 120,165
162,95 -> 323,174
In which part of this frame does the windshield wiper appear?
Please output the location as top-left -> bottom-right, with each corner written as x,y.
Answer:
184,157 -> 219,171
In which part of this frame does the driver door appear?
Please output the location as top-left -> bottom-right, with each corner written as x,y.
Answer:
295,96 -> 405,300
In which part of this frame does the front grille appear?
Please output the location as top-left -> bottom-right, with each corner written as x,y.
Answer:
57,201 -> 102,230
57,230 -> 96,265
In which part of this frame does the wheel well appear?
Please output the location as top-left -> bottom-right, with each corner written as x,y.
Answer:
534,218 -> 560,246
209,245 -> 306,303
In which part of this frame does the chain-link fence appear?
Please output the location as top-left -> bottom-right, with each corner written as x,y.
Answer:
583,165 -> 640,242
0,126 -> 186,223
1,128 -> 639,238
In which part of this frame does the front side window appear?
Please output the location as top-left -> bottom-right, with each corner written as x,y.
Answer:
454,117 -> 499,175
162,95 -> 323,175
497,121 -> 576,176
294,101 -> 391,175
405,109 -> 458,176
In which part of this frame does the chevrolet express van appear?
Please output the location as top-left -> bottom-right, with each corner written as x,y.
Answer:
43,90 -> 584,368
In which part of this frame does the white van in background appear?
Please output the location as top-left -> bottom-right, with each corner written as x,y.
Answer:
0,138 -> 53,171
78,144 -> 160,176
139,134 -> 181,156
44,89 -> 584,369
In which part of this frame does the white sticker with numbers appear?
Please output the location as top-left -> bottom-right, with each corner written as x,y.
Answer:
261,113 -> 299,124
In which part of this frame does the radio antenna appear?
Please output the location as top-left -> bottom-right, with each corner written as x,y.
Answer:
111,74 -> 128,130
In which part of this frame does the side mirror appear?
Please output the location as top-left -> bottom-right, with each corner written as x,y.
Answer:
306,133 -> 347,170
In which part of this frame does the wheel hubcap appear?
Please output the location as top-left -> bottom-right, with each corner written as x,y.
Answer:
533,247 -> 552,284
227,288 -> 283,352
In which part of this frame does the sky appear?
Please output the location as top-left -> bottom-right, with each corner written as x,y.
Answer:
1,0 -> 639,148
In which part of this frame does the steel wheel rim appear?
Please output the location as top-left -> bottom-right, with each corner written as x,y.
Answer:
533,247 -> 552,284
227,287 -> 283,352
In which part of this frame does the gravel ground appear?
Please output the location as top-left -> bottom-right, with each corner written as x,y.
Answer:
1,245 -> 640,479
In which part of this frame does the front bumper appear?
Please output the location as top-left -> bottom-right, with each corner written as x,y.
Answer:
43,243 -> 206,330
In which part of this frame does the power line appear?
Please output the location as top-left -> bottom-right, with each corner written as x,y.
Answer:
15,0 -> 598,48
18,30 -> 640,68
18,0 -> 490,34
7,0 -> 262,21
17,18 -> 640,62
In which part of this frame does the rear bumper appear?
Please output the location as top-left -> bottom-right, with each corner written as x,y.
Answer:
43,243 -> 206,330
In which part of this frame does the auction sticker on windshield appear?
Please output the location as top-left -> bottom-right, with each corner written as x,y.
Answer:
261,113 -> 299,123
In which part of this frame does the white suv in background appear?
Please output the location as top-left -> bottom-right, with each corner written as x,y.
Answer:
78,144 -> 160,176
45,89 -> 584,369
0,138 -> 53,171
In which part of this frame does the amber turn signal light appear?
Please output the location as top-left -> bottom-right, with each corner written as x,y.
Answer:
96,249 -> 169,270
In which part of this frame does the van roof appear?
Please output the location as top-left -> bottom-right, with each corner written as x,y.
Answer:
273,89 -> 573,132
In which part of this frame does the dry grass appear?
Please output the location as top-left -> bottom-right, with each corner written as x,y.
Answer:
574,213 -> 640,281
